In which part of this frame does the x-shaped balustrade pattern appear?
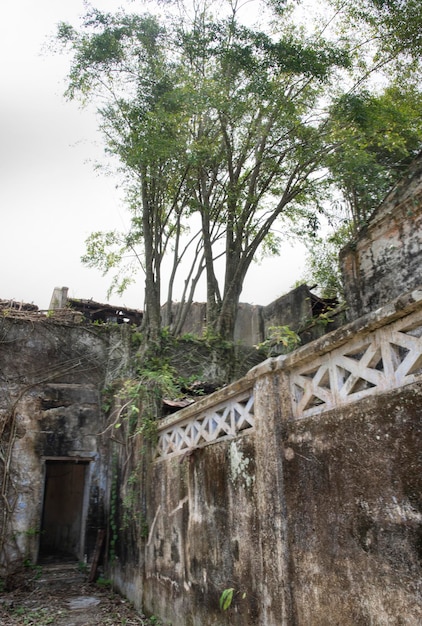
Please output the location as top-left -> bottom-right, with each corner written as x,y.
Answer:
290,308 -> 422,419
157,392 -> 254,459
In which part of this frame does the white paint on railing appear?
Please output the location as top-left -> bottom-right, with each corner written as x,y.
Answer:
157,392 -> 254,459
290,308 -> 422,418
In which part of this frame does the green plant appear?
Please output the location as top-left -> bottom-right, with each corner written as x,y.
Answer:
22,527 -> 41,537
219,587 -> 247,611
96,576 -> 112,587
14,606 -> 56,624
256,325 -> 301,356
219,587 -> 235,611
121,465 -> 148,537
101,384 -> 116,414
131,330 -> 144,348
315,310 -> 336,327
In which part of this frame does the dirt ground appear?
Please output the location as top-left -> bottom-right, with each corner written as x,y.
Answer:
0,563 -> 161,626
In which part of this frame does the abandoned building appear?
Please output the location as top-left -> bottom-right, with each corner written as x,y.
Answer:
49,287 -> 144,325
0,155 -> 421,625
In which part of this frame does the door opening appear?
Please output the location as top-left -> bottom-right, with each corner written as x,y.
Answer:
39,459 -> 89,563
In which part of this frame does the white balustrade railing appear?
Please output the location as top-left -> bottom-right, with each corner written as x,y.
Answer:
156,294 -> 422,458
157,391 -> 254,459
290,307 -> 422,419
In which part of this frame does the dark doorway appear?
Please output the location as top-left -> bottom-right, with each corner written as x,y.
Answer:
39,460 -> 89,562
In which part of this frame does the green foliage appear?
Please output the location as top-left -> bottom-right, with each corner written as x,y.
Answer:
82,231 -> 138,298
22,527 -> 41,537
219,586 -> 247,611
313,309 -> 337,328
219,587 -> 235,611
256,325 -> 301,356
56,1 -> 353,342
96,576 -> 113,587
130,330 -> 144,349
102,384 -> 115,414
120,465 -> 148,537
103,334 -> 195,562
23,559 -> 42,580
333,0 -> 422,66
56,0 -> 422,344
302,229 -> 348,301
309,80 -> 422,298
328,85 -> 422,229
111,355 -> 184,440
12,607 -> 56,625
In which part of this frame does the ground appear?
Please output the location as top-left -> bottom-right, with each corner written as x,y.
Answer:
0,563 -> 160,626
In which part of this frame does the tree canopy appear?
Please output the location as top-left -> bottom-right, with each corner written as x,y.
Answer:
56,0 -> 422,340
338,0 -> 422,67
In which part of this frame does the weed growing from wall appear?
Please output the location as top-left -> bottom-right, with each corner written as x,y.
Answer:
255,325 -> 301,356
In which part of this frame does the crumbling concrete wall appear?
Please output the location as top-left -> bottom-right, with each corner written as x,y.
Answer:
0,316 -> 129,573
111,290 -> 422,625
166,285 -> 342,350
340,154 -> 422,320
1,288 -> 421,624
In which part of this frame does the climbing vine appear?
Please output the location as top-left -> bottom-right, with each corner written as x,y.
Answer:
102,339 -> 190,562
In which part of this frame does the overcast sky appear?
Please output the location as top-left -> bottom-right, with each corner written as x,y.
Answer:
0,0 -> 306,311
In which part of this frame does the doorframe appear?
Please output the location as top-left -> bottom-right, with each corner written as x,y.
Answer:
38,456 -> 93,562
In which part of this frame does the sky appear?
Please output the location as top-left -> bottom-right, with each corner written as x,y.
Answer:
0,0 -> 306,312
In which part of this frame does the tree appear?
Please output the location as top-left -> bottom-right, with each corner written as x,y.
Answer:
57,1 -> 353,342
327,84 -> 422,231
175,8 -> 351,339
300,82 -> 422,301
59,11 -> 207,340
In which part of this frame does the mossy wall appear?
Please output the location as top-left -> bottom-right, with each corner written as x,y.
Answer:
281,385 -> 422,625
1,310 -> 420,625
110,299 -> 422,625
113,377 -> 421,625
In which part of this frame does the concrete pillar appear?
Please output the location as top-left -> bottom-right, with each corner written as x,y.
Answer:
49,286 -> 69,310
253,359 -> 296,625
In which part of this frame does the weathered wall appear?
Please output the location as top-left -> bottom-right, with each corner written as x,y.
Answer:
1,287 -> 421,624
0,317 -> 128,572
281,385 -> 422,625
340,155 -> 422,320
111,289 -> 422,625
166,285 -> 343,350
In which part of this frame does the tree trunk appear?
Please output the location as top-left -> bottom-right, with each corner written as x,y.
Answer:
141,173 -> 161,343
200,207 -> 221,333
